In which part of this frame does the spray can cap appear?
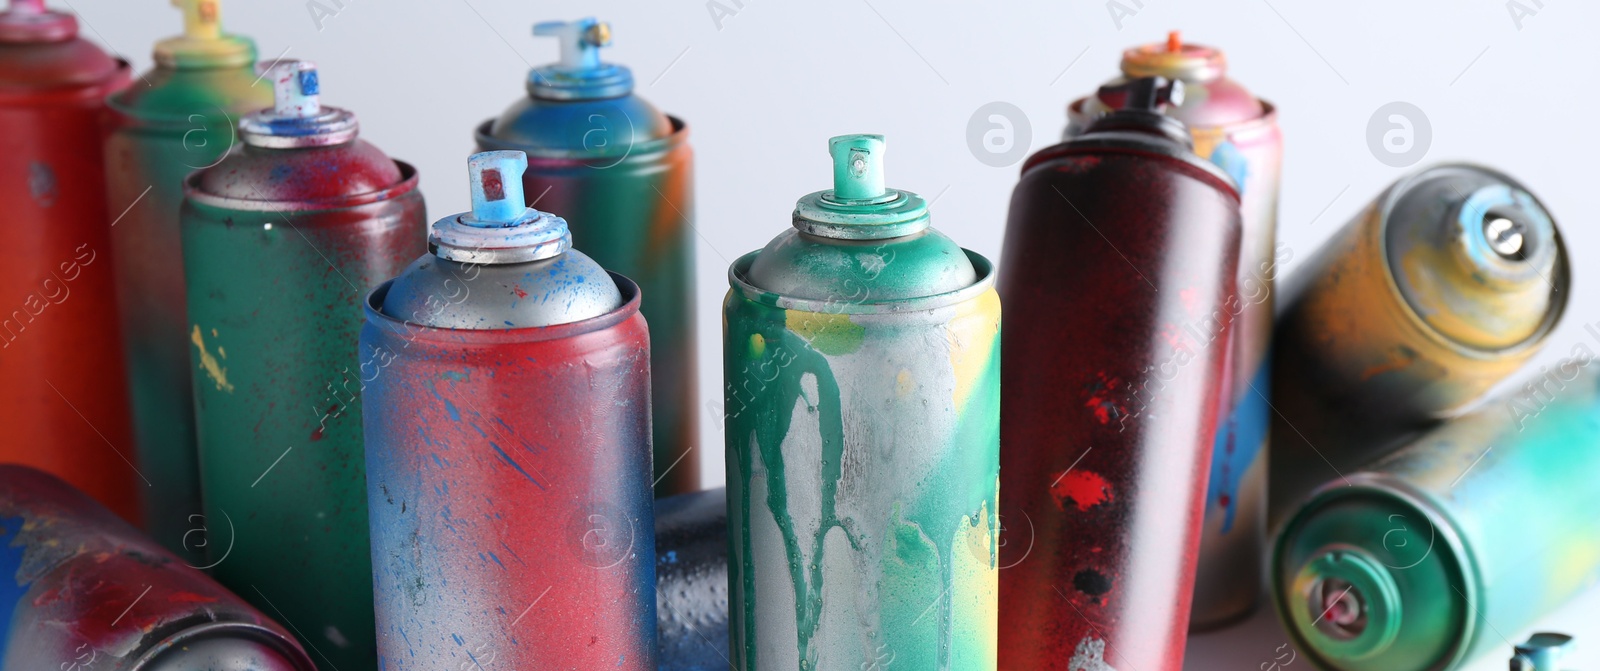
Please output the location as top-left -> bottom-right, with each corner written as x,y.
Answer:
430,151 -> 572,264
528,18 -> 633,100
0,0 -> 76,43
154,0 -> 255,69
1510,633 -> 1574,671
791,134 -> 930,240
1121,31 -> 1229,83
238,60 -> 359,148
1082,76 -> 1193,145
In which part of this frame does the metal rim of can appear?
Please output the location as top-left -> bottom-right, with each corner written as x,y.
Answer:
1065,96 -> 1282,149
1274,472 -> 1477,671
727,248 -> 995,315
474,114 -> 688,163
124,621 -> 317,671
238,105 -> 361,148
790,188 -> 930,240
363,271 -> 642,342
1370,163 -> 1570,360
182,159 -> 421,213
0,58 -> 130,105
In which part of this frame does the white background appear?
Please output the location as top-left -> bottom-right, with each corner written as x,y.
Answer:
67,0 -> 1596,668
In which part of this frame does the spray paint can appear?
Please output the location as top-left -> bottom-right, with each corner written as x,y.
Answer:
0,1 -> 137,521
477,18 -> 698,496
1511,634 -> 1576,671
655,487 -> 730,671
1268,165 -> 1567,527
0,465 -> 316,671
998,78 -> 1240,671
105,0 -> 272,559
363,151 -> 656,670
1273,366 -> 1600,671
1068,31 -> 1284,630
724,134 -> 1000,670
182,61 -> 425,671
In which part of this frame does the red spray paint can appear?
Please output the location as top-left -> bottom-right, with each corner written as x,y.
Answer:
997,78 -> 1241,671
0,0 -> 138,522
362,151 -> 656,670
0,464 -> 315,671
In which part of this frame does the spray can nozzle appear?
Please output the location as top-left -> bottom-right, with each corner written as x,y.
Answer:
467,151 -> 532,227
1510,633 -> 1574,671
239,60 -> 357,147
430,152 -> 571,264
267,60 -> 320,119
1096,76 -> 1185,113
828,134 -> 889,203
8,0 -> 44,15
173,0 -> 221,41
533,18 -> 612,74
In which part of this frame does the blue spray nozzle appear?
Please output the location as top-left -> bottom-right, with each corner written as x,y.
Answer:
266,60 -> 320,119
467,151 -> 529,225
533,18 -> 610,73
527,17 -> 631,100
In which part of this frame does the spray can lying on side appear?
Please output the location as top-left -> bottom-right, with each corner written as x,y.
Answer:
0,465 -> 316,671
1274,366 -> 1600,671
0,0 -> 137,521
1069,31 -> 1284,630
364,151 -> 656,671
478,17 -> 698,496
656,487 -> 730,671
998,78 -> 1240,671
725,134 -> 1000,671
182,60 -> 425,671
105,0 -> 272,559
1268,165 -> 1567,527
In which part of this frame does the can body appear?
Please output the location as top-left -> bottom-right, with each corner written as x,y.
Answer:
0,464 -> 315,671
997,140 -> 1240,670
106,65 -> 272,556
479,119 -> 697,496
656,487 -> 731,671
1070,80 -> 1284,632
723,252 -> 1000,671
181,165 -> 425,671
1268,166 -> 1567,527
0,58 -> 138,522
1274,366 -> 1600,671
363,277 -> 658,671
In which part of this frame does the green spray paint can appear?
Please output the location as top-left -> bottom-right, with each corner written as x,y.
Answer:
1273,363 -> 1600,671
477,18 -> 698,496
181,61 -> 426,671
104,0 -> 272,561
723,134 -> 1000,670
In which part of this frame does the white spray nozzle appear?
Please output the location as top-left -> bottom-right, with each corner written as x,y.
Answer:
268,60 -> 320,119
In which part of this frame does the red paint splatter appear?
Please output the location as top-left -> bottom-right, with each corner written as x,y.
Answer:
1051,470 -> 1113,512
513,285 -> 528,299
310,427 -> 325,442
1218,493 -> 1231,509
1084,372 -> 1128,425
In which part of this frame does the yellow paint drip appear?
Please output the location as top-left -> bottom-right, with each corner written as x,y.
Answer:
191,324 -> 234,393
950,496 -> 998,668
785,311 -> 864,356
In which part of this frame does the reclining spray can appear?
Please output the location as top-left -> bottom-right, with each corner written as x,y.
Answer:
1273,366 -> 1600,671
724,134 -> 1000,670
655,487 -> 731,671
182,61 -> 426,671
1068,31 -> 1284,630
0,464 -> 316,671
998,78 -> 1240,671
363,151 -> 656,670
105,0 -> 272,559
477,18 -> 697,496
0,1 -> 137,521
1268,165 -> 1567,527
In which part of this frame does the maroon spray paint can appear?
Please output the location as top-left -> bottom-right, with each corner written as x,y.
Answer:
0,0 -> 139,523
996,78 -> 1241,671
362,151 -> 656,670
0,464 -> 316,671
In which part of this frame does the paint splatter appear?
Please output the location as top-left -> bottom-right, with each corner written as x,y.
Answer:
1068,637 -> 1118,671
1051,470 -> 1112,512
1083,372 -> 1126,425
1073,568 -> 1112,598
190,325 -> 235,393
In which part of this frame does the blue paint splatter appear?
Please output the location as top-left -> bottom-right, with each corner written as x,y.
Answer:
1207,361 -> 1270,533
1208,140 -> 1250,196
488,441 -> 545,490
0,516 -> 29,658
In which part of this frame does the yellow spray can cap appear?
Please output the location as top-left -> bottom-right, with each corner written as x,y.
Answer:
154,0 -> 255,69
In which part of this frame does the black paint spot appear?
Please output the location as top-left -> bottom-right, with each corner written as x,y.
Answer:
1074,568 -> 1113,598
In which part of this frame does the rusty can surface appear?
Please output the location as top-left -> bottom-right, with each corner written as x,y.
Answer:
0,0 -> 137,522
181,61 -> 426,671
1000,78 -> 1240,670
0,464 -> 316,671
1068,32 -> 1285,630
1268,164 -> 1568,528
363,151 -> 657,670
